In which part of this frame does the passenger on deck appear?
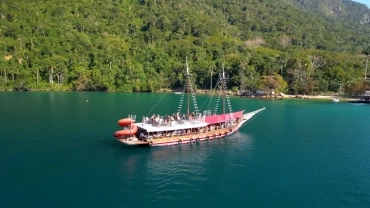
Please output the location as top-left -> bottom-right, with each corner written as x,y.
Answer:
139,132 -> 145,139
150,115 -> 156,124
178,130 -> 183,135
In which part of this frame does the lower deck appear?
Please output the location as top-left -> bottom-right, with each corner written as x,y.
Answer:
117,121 -> 241,146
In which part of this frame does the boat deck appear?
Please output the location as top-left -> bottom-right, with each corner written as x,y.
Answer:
136,120 -> 208,132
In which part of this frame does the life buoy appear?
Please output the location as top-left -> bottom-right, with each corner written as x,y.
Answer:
196,138 -> 200,142
149,141 -> 153,146
178,139 -> 182,144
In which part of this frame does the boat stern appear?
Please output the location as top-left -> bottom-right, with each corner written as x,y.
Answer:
115,137 -> 150,146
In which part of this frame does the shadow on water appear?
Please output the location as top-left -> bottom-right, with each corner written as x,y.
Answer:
104,130 -> 255,161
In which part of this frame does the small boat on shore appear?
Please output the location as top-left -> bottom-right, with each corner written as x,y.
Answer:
113,58 -> 265,147
332,98 -> 339,102
349,91 -> 370,103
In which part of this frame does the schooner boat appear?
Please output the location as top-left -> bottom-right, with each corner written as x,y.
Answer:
113,58 -> 265,146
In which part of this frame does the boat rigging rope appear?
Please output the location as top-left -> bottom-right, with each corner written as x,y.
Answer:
145,80 -> 178,117
198,95 -> 211,112
199,78 -> 220,113
201,79 -> 221,113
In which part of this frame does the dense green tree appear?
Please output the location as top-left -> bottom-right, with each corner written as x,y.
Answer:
0,0 -> 370,96
259,73 -> 288,96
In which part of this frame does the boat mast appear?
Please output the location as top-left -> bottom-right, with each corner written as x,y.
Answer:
177,57 -> 199,117
218,64 -> 234,125
221,64 -> 227,114
186,56 -> 190,116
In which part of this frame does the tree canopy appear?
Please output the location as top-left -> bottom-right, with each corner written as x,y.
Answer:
1,0 -> 370,95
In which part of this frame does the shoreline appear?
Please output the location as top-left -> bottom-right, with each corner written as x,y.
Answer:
234,92 -> 357,101
281,94 -> 355,101
0,88 -> 357,101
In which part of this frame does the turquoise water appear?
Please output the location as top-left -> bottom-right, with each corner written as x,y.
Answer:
1,92 -> 370,207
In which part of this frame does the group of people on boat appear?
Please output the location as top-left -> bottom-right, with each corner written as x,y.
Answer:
137,121 -> 235,141
143,112 -> 204,127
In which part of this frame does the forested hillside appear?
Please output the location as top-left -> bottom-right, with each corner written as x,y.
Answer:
0,0 -> 370,95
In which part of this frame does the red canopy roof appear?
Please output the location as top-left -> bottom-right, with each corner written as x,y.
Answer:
205,110 -> 244,124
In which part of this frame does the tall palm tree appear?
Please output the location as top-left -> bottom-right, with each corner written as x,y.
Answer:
276,52 -> 288,76
362,46 -> 370,80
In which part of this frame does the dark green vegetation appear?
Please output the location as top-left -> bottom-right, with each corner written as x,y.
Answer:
1,0 -> 370,95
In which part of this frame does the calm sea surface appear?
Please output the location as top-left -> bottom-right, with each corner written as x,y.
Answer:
1,92 -> 370,207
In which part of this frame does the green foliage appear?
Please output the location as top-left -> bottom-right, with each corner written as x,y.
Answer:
259,73 -> 288,95
0,0 -> 370,95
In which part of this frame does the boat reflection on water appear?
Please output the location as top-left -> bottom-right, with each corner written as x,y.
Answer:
117,132 -> 255,182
